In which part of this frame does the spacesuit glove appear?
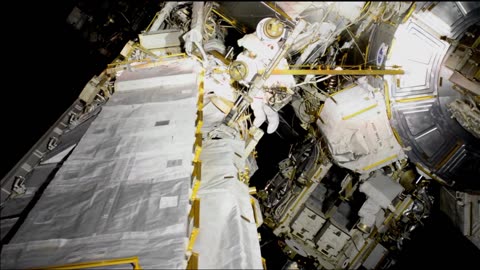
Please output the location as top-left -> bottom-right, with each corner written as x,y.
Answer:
251,96 -> 279,134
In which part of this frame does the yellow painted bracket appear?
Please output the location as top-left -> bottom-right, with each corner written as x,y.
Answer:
196,120 -> 204,133
415,163 -> 452,187
198,77 -> 205,97
362,155 -> 398,171
188,228 -> 200,252
278,187 -> 310,225
271,68 -> 404,76
384,80 -> 391,119
133,43 -> 158,58
196,110 -> 204,125
330,83 -> 358,97
391,127 -> 404,147
197,97 -> 204,110
317,103 -> 325,118
195,120 -> 203,148
187,252 -> 199,270
107,54 -> 187,68
262,1 -> 293,22
364,44 -> 370,67
193,146 -> 202,163
395,95 -> 436,103
34,257 -> 142,270
211,8 -> 247,34
402,3 -> 416,24
196,72 -> 205,126
191,180 -> 201,201
106,54 -> 188,75
189,198 -> 201,228
210,50 -> 231,65
145,12 -> 159,32
342,104 -> 378,120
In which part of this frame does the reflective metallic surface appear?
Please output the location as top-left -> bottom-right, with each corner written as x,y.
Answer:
386,2 -> 480,190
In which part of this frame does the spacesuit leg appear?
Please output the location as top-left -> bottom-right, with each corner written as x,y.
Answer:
251,97 -> 267,128
264,104 -> 279,134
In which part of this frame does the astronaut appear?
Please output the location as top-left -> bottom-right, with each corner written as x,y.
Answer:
229,18 -> 296,134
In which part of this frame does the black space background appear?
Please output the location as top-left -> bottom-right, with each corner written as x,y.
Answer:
2,1 -> 480,269
2,1 -> 110,178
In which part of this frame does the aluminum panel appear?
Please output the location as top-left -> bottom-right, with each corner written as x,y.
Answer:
456,2 -> 480,15
431,2 -> 464,27
415,128 -> 446,158
403,110 -> 435,137
387,4 -> 480,188
388,21 -> 448,98
1,59 -> 201,269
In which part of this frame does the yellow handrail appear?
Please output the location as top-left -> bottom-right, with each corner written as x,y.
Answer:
34,256 -> 141,270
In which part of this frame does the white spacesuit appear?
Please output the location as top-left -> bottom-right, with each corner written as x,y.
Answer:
232,18 -> 296,134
